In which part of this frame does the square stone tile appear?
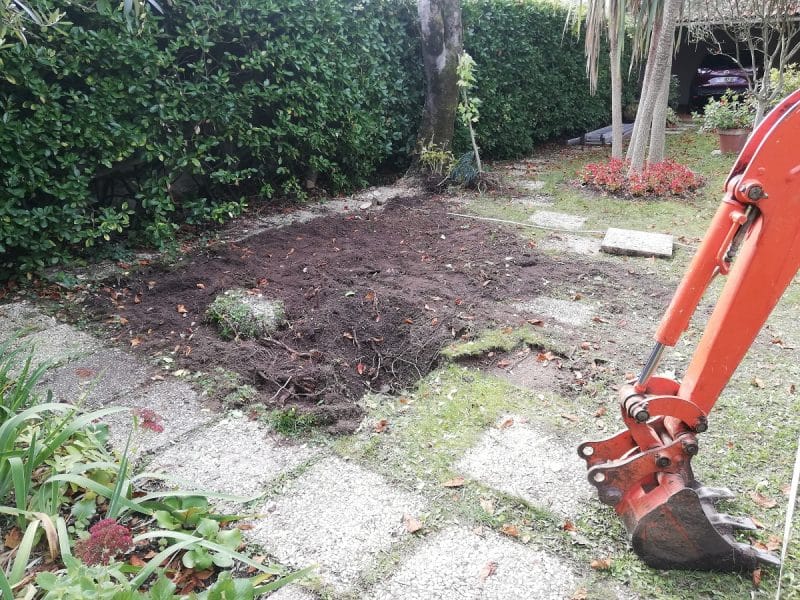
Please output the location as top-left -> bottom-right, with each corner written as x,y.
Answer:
0,302 -> 57,342
529,211 -> 586,231
364,527 -> 577,600
103,380 -> 216,456
513,297 -> 595,327
38,348 -> 151,406
457,416 -> 592,519
146,416 -> 318,498
11,324 -> 100,374
601,228 -> 673,258
247,457 -> 426,592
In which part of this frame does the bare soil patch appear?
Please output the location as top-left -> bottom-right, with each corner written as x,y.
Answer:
87,194 -> 671,432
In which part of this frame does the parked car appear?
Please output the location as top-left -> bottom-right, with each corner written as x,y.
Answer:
691,55 -> 753,108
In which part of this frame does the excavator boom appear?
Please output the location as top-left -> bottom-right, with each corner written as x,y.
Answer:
579,89 -> 800,571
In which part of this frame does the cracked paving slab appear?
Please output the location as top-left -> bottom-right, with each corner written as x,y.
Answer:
38,348 -> 151,406
102,380 -> 216,456
146,415 -> 318,499
11,323 -> 101,374
247,457 -> 427,593
457,416 -> 592,520
0,301 -> 58,341
364,526 -> 577,600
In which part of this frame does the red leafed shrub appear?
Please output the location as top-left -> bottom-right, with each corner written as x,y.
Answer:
580,159 -> 703,197
74,519 -> 133,565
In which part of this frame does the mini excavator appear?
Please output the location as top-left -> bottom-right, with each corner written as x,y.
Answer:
579,89 -> 800,571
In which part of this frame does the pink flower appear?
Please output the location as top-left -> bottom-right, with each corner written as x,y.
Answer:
132,407 -> 165,433
74,519 -> 133,565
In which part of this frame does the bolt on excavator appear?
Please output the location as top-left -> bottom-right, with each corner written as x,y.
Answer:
579,89 -> 800,571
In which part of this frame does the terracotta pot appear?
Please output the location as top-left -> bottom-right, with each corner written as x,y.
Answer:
717,129 -> 750,154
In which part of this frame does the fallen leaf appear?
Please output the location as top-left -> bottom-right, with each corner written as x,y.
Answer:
75,368 -> 96,379
403,514 -> 423,533
592,316 -> 609,324
342,331 -> 354,340
196,282 -> 206,289
498,417 -> 514,430
562,520 -> 577,532
129,554 -> 147,567
237,524 -> 254,531
130,337 -> 143,348
442,477 -> 465,488
790,383 -> 797,394
590,557 -> 613,570
4,528 -> 21,549
594,406 -> 607,418
571,588 -> 589,600
766,534 -> 782,551
176,304 -> 188,314
496,359 -> 511,369
751,377 -> 765,388
561,413 -> 580,423
573,292 -> 583,300
751,491 -> 778,509
478,561 -> 498,582
373,419 -> 389,433
403,318 -> 414,325
753,568 -> 762,587
500,523 -> 519,538
134,293 -> 142,304
580,341 -> 592,350
365,291 -> 375,301
527,319 -> 544,326
751,516 -> 766,529
356,362 -> 366,375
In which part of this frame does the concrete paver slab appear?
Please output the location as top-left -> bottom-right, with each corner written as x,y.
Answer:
365,527 -> 577,600
513,297 -> 595,327
540,234 -> 601,255
457,416 -> 592,519
601,228 -> 673,258
103,380 -> 216,455
0,302 -> 57,341
146,416 -> 318,498
12,324 -> 101,373
38,348 -> 151,406
247,457 -> 426,592
529,211 -> 586,231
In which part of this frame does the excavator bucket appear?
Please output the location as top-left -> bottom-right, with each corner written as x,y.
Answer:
580,89 -> 800,572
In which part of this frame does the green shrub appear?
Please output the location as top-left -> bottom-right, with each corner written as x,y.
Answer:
0,0 -> 422,277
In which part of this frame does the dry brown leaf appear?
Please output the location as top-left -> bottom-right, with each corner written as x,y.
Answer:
590,557 -> 613,571
750,491 -> 778,509
751,377 -> 765,388
752,568 -> 762,587
571,588 -> 589,600
562,520 -> 577,532
130,337 -> 143,348
177,304 -> 188,314
592,316 -> 609,324
443,477 -> 465,488
766,534 -> 782,551
403,514 -> 423,534
196,282 -> 206,289
527,319 -> 544,326
580,341 -> 592,350
496,359 -> 511,369
594,406 -> 607,418
498,417 -> 514,430
790,383 -> 797,394
74,368 -> 96,379
478,561 -> 498,582
134,293 -> 142,304
4,528 -> 22,549
500,523 -> 519,538
373,419 -> 389,433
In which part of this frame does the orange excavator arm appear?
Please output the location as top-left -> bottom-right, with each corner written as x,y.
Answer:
579,89 -> 800,571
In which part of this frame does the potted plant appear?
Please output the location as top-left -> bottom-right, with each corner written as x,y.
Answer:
694,91 -> 755,153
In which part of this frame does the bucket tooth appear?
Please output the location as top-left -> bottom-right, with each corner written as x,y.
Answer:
706,512 -> 757,532
691,484 -> 736,503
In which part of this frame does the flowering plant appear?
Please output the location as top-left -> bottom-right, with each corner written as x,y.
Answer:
580,158 -> 703,197
694,92 -> 754,132
74,519 -> 133,565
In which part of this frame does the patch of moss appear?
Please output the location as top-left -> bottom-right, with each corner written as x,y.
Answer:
440,325 -> 552,360
206,289 -> 286,340
268,408 -> 317,437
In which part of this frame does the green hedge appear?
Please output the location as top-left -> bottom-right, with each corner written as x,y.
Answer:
0,0 -> 620,277
0,0 -> 421,275
462,0 -> 630,158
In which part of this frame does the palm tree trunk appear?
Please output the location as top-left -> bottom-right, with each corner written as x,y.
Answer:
627,0 -> 681,174
626,12 -> 661,162
609,19 -> 624,158
647,55 -> 673,164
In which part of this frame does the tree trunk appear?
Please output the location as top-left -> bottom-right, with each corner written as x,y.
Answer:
647,54 -> 674,164
415,0 -> 463,158
626,13 -> 661,162
627,0 -> 682,174
609,17 -> 624,159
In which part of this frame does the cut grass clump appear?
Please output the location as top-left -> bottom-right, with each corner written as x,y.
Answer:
440,325 -> 566,361
206,289 -> 286,340
268,408 -> 317,437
